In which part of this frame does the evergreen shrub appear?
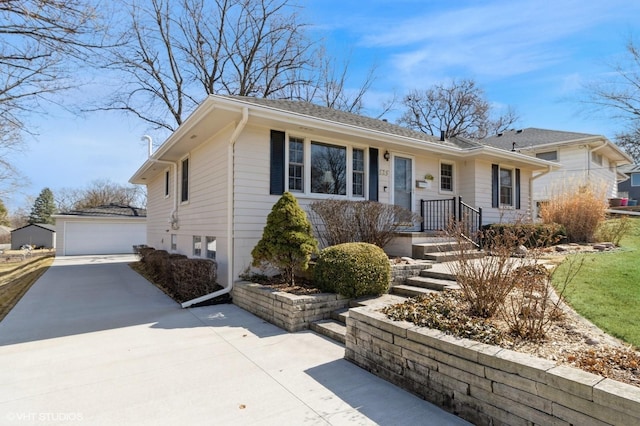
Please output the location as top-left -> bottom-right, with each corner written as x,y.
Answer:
314,242 -> 390,298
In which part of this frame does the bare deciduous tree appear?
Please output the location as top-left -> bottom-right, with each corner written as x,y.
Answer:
98,0 -> 379,132
56,179 -> 146,211
581,39 -> 640,162
100,0 -> 315,132
0,0 -> 104,192
398,78 -> 519,139
0,0 -> 102,130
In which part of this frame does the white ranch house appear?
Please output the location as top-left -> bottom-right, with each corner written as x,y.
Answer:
130,95 -> 556,297
482,128 -> 633,215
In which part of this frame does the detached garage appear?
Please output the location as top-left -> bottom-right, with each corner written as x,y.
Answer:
53,205 -> 146,256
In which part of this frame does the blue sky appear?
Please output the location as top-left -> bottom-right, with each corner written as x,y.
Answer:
8,0 -> 640,212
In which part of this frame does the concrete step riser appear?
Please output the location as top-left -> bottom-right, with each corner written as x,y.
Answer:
310,320 -> 346,344
419,269 -> 457,281
405,277 -> 449,291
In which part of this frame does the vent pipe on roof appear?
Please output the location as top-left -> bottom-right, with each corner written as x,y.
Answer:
440,130 -> 445,141
142,135 -> 153,157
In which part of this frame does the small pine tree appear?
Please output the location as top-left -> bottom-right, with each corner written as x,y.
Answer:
29,188 -> 56,224
251,192 -> 318,285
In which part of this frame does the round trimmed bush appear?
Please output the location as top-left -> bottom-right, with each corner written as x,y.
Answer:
314,242 -> 391,298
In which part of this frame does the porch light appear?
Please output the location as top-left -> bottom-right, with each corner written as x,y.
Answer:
383,150 -> 390,161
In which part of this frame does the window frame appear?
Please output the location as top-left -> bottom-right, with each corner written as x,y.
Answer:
164,169 -> 170,198
288,136 -> 304,192
205,236 -> 216,259
591,151 -> 603,166
439,161 -> 454,193
170,234 -> 177,251
352,148 -> 365,197
192,235 -> 202,257
536,150 -> 558,162
631,173 -> 640,187
285,135 -> 367,199
499,166 -> 514,207
180,156 -> 190,203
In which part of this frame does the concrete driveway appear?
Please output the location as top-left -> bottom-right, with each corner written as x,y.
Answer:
0,255 -> 469,425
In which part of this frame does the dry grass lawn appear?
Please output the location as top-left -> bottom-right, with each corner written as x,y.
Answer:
0,252 -> 54,321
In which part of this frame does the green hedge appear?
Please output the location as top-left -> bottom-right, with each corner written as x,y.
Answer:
314,242 -> 390,298
481,223 -> 567,248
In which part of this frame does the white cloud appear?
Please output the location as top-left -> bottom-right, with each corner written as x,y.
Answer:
353,0 -> 639,83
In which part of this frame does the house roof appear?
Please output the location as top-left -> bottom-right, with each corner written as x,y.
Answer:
130,95 -> 558,184
481,128 -> 633,165
56,204 -> 147,218
619,164 -> 640,174
11,223 -> 56,233
482,128 -> 600,150
223,96 -> 481,150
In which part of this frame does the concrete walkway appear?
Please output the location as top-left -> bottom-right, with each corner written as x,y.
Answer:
0,255 -> 469,425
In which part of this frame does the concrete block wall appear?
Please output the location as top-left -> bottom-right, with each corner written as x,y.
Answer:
345,307 -> 640,426
232,281 -> 350,332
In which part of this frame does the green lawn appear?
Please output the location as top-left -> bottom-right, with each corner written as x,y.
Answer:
553,217 -> 640,348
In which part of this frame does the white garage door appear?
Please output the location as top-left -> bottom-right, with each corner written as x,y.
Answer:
64,221 -> 146,255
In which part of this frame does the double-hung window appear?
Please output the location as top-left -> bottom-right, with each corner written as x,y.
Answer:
206,236 -> 216,259
440,163 -> 453,192
193,236 -> 202,257
288,137 -> 304,192
164,169 -> 170,197
492,164 -> 520,209
352,148 -> 365,197
181,158 -> 189,202
499,167 -> 513,206
632,173 -> 640,187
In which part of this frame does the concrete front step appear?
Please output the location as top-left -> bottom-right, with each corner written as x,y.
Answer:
405,276 -> 459,291
331,307 -> 350,323
411,240 -> 474,257
423,250 -> 484,263
310,319 -> 346,344
391,284 -> 439,298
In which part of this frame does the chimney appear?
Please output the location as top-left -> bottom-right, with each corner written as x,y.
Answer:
440,130 -> 445,141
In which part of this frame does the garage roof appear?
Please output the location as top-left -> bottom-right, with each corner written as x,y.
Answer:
59,204 -> 146,218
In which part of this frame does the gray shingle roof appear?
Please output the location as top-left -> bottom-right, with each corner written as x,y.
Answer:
482,128 -> 599,151
224,96 -> 481,150
61,204 -> 146,218
11,223 -> 56,233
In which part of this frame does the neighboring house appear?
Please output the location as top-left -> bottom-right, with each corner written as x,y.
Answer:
482,128 -> 633,215
618,164 -> 640,202
11,223 -> 56,249
53,204 -> 147,256
130,95 -> 555,294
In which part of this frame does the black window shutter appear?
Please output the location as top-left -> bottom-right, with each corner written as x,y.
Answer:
515,168 -> 521,210
491,164 -> 499,208
369,148 -> 379,201
270,130 -> 285,195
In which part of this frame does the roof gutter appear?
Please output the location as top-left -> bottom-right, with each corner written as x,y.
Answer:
181,107 -> 249,308
141,135 -> 180,230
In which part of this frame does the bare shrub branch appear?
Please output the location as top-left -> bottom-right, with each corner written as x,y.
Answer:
308,199 -> 420,248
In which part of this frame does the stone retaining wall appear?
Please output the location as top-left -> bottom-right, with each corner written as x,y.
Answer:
345,307 -> 640,426
232,281 -> 350,332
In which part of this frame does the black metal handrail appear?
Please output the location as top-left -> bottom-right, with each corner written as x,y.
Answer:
420,197 -> 482,248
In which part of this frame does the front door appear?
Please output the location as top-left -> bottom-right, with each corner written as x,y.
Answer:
393,156 -> 413,212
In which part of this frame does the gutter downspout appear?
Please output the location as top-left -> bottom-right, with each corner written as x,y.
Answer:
141,135 -> 179,229
530,166 -> 553,220
182,107 -> 249,308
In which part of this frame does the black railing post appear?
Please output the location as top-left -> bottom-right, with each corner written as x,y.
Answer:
420,199 -> 425,232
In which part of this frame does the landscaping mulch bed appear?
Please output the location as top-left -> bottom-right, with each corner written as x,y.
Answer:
383,289 -> 640,388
